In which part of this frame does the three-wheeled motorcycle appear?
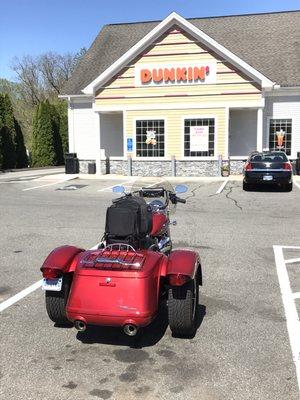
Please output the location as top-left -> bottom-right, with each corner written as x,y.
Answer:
41,181 -> 202,337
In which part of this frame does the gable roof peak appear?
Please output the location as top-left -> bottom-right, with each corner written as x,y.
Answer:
82,11 -> 274,95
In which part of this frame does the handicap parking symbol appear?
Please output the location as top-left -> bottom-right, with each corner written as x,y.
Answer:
127,138 -> 133,152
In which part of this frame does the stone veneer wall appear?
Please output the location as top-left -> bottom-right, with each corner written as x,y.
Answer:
79,160 -> 95,174
229,160 -> 244,175
132,161 -> 172,176
176,161 -> 219,177
79,159 -> 235,176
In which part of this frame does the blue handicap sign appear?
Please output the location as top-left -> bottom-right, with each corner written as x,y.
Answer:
127,138 -> 133,152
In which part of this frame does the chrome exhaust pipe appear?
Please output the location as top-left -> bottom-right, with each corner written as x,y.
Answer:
123,324 -> 138,336
74,320 -> 86,332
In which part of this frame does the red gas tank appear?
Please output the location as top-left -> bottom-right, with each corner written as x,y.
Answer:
150,213 -> 168,236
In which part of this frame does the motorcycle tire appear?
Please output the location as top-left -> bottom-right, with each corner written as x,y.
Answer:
168,276 -> 198,337
45,275 -> 71,325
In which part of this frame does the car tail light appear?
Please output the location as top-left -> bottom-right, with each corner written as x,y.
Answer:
41,267 -> 60,279
168,274 -> 190,286
244,162 -> 253,171
283,162 -> 292,171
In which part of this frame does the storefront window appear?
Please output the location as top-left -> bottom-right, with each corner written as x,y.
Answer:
136,120 -> 165,157
269,119 -> 292,156
184,118 -> 215,157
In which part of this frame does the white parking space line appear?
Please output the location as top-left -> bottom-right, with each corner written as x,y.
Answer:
0,280 -> 43,312
97,180 -> 134,192
0,181 -> 31,184
273,245 -> 300,392
97,179 -> 165,193
216,180 -> 228,194
22,181 -> 65,191
292,292 -> 300,299
285,258 -> 300,264
279,246 -> 300,250
294,182 -> 300,190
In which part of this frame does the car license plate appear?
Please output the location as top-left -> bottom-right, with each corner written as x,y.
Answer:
263,175 -> 273,181
42,277 -> 63,291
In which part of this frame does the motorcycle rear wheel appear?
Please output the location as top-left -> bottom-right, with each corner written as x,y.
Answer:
168,276 -> 198,337
45,275 -> 71,325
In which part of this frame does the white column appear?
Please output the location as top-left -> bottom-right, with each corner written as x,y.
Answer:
256,108 -> 263,152
224,107 -> 229,159
94,111 -> 101,175
67,100 -> 75,153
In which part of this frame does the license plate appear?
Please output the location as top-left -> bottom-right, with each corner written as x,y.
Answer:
263,175 -> 273,181
42,277 -> 63,291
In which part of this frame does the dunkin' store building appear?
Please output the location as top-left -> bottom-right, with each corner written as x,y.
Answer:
61,11 -> 300,176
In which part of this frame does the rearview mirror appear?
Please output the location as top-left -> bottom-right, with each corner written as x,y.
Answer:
175,184 -> 188,194
112,185 -> 125,193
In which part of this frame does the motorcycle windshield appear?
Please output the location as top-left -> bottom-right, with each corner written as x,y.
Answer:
130,179 -> 176,214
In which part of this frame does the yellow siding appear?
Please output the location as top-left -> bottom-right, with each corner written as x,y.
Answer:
97,93 -> 262,106
125,108 -> 226,158
95,27 -> 261,159
95,28 -> 260,98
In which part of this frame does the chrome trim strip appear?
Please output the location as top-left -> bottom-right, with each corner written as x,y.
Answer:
246,169 -> 288,172
95,258 -> 141,267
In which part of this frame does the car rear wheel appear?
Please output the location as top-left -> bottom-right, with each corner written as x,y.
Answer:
45,275 -> 71,325
243,181 -> 252,191
285,182 -> 293,192
168,276 -> 199,337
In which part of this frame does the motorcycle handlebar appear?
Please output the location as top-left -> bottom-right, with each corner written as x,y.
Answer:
176,197 -> 186,204
114,189 -> 186,206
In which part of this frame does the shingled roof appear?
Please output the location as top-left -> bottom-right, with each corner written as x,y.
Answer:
62,10 -> 300,95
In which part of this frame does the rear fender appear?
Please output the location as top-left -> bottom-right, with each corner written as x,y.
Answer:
166,250 -> 201,286
41,245 -> 84,278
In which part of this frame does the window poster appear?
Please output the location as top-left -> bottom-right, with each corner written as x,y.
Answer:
190,126 -> 209,152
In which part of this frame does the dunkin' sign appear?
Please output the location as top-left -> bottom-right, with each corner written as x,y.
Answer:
135,62 -> 216,86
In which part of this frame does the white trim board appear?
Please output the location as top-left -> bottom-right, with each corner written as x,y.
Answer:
83,12 -> 274,95
273,245 -> 300,392
93,100 -> 265,112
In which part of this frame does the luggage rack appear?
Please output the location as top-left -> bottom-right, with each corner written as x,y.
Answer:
81,244 -> 145,270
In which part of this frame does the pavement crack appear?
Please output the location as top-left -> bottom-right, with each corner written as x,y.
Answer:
185,184 -> 203,201
225,185 -> 243,211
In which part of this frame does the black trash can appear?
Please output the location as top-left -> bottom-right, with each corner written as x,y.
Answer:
65,153 -> 79,174
88,162 -> 96,174
296,152 -> 300,175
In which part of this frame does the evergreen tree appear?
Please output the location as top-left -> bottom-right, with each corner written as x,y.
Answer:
14,118 -> 28,168
55,101 -> 68,158
49,103 -> 64,165
0,98 -> 3,169
0,94 -> 16,169
31,100 -> 57,167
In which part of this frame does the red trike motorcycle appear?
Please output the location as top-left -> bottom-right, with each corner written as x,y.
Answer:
41,181 -> 202,337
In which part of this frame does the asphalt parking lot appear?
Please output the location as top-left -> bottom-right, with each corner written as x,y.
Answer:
0,169 -> 300,400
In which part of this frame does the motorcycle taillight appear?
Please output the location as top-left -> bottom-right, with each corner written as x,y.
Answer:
168,274 -> 190,286
41,267 -> 60,279
245,162 -> 253,171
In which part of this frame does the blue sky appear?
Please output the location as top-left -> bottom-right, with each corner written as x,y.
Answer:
0,0 -> 299,81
